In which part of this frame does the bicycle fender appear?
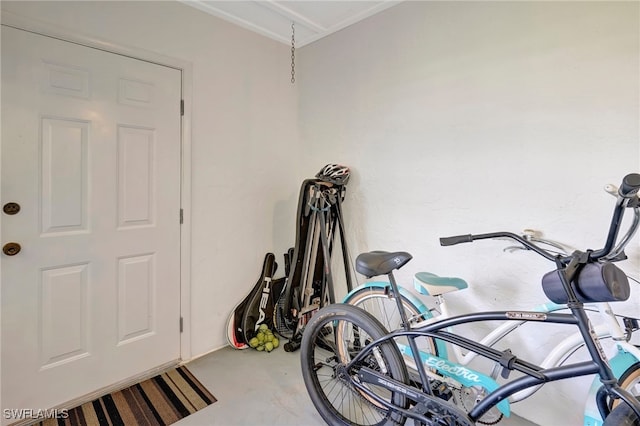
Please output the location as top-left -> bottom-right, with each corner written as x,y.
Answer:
343,281 -> 431,314
583,350 -> 640,426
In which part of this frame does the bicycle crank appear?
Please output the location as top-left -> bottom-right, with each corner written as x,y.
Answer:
457,386 -> 504,425
412,393 -> 475,426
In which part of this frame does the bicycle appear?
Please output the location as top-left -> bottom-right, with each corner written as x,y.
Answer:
341,231 -> 640,424
300,173 -> 640,426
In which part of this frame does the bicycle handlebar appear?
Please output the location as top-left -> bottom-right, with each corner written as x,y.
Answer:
440,173 -> 640,264
439,234 -> 473,246
440,231 -> 561,262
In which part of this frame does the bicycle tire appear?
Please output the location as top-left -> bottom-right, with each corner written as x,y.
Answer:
598,364 -> 640,426
300,303 -> 409,426
346,286 -> 439,359
604,397 -> 640,426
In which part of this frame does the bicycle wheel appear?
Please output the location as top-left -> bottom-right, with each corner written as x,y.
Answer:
604,397 -> 640,426
346,286 -> 439,359
300,303 -> 409,426
602,365 -> 640,426
614,364 -> 640,409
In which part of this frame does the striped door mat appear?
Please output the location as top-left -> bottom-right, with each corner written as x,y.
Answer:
34,366 -> 216,426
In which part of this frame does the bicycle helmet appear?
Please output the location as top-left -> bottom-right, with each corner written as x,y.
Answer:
316,163 -> 350,186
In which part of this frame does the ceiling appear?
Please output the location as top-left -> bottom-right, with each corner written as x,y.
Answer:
181,1 -> 402,47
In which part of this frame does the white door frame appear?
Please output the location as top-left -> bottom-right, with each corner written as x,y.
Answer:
0,11 -> 193,362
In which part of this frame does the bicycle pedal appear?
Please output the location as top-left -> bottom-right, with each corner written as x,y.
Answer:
430,379 -> 453,401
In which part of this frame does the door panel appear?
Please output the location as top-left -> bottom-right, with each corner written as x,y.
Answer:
41,117 -> 90,234
1,25 -> 182,418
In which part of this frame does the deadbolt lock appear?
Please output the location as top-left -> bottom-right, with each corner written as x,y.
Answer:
3,242 -> 21,256
3,202 -> 20,215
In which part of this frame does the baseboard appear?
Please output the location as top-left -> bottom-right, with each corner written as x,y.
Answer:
180,343 -> 230,365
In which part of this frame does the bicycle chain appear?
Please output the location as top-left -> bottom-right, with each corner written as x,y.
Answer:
341,369 -> 482,426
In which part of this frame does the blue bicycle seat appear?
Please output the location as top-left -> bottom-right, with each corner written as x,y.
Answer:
414,272 -> 468,296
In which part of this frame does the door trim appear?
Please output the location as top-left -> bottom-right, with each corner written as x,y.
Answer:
1,10 -> 193,361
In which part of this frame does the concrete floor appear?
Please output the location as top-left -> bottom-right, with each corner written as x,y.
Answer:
175,345 -> 540,426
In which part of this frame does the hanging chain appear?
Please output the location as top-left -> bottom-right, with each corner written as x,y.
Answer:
290,22 -> 296,84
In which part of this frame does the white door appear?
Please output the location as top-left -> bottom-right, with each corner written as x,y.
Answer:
1,25 -> 182,416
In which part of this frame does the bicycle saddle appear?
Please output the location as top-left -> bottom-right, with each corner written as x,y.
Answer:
355,251 -> 412,278
413,272 -> 469,296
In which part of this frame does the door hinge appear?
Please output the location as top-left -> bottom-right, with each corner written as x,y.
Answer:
180,208 -> 184,224
180,99 -> 184,116
180,317 -> 184,333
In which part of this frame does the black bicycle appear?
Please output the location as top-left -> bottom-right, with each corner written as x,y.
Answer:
300,173 -> 640,426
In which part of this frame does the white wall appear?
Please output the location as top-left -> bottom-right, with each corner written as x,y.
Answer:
298,2 -> 639,424
0,0 -> 300,356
